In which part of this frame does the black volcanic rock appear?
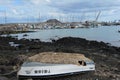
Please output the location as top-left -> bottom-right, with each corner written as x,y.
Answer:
0,36 -> 120,80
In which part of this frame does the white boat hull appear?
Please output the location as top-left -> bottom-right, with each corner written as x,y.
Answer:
17,62 -> 95,79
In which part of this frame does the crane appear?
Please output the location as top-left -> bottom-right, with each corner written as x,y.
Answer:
95,11 -> 101,22
93,11 -> 101,27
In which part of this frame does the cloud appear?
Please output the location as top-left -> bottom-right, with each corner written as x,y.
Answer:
1,0 -> 120,23
0,0 -> 12,5
30,0 -> 51,5
46,0 -> 51,3
12,9 -> 18,15
49,0 -> 120,13
30,0 -> 43,5
48,12 -> 65,17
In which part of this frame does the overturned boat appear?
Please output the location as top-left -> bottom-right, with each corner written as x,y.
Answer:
17,52 -> 95,80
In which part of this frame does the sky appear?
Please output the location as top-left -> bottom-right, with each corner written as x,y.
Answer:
0,0 -> 120,23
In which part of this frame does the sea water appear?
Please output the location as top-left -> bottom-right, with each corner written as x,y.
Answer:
11,26 -> 120,47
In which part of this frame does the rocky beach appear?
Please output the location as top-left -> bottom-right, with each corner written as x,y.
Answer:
0,36 -> 119,80
1,0 -> 120,80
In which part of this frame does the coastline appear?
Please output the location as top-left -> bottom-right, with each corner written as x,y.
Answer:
0,31 -> 35,35
0,36 -> 119,80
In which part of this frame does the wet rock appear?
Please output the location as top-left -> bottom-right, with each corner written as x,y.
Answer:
0,36 -> 119,80
0,76 -> 9,80
109,75 -> 117,79
11,55 -> 28,66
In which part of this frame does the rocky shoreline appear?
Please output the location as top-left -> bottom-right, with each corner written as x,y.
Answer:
0,36 -> 119,80
0,31 -> 35,35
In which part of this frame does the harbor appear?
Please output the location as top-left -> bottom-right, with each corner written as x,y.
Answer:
0,19 -> 120,80
1,25 -> 119,47
1,18 -> 120,30
0,0 -> 120,80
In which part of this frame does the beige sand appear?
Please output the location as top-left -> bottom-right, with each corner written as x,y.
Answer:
28,52 -> 92,65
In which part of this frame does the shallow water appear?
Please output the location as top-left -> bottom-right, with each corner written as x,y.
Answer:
11,26 -> 120,47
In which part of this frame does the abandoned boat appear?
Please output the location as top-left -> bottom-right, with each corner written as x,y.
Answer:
17,52 -> 95,79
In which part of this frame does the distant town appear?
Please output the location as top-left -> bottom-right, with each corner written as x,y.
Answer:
0,19 -> 120,33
